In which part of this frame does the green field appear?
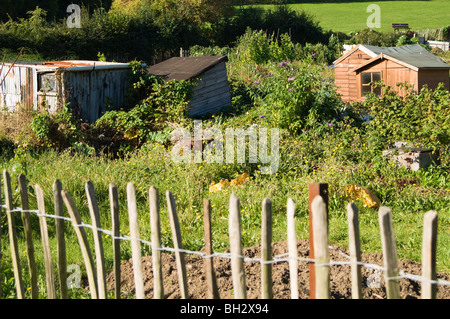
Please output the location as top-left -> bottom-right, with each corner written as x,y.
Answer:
255,0 -> 450,33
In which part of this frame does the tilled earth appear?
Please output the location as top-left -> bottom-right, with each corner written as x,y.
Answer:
106,240 -> 450,299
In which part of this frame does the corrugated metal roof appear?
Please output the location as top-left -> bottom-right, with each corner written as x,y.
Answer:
7,60 -> 130,71
360,44 -> 450,69
146,56 -> 228,81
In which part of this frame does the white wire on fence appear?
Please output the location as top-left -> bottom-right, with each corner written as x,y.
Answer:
2,204 -> 450,288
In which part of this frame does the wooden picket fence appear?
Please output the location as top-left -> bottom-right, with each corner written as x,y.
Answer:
0,170 -> 444,299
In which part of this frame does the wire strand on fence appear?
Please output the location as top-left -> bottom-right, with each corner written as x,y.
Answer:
3,205 -> 450,288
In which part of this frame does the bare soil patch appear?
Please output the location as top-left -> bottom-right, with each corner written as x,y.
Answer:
106,240 -> 450,299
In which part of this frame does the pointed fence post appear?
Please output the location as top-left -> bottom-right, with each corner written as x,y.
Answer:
127,183 -> 145,299
36,184 -> 57,299
166,190 -> 189,299
203,199 -> 220,299
312,195 -> 330,299
61,189 -> 98,299
261,198 -> 273,299
378,206 -> 401,299
86,181 -> 106,299
18,174 -> 38,299
229,193 -> 247,299
3,170 -> 25,299
287,198 -> 298,299
53,179 -> 68,299
421,210 -> 438,299
308,183 -> 328,299
347,202 -> 362,299
149,186 -> 164,299
109,182 -> 121,299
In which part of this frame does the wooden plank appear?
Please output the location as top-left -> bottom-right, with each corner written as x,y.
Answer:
127,183 -> 145,299
190,86 -> 231,106
109,182 -> 121,299
378,206 -> 401,299
421,210 -> 438,299
346,202 -> 362,299
18,174 -> 39,299
203,199 -> 220,299
3,170 -> 25,299
53,179 -> 68,299
261,198 -> 273,299
192,80 -> 230,100
311,195 -> 330,299
35,184 -> 57,299
228,193 -> 247,299
149,186 -> 164,299
61,189 -> 98,299
166,190 -> 189,299
85,181 -> 107,299
287,198 -> 298,299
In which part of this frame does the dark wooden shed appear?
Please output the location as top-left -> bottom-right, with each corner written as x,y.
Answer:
146,56 -> 231,117
334,44 -> 450,102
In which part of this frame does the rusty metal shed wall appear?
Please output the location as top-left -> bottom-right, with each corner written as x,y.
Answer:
0,65 -> 37,111
0,61 -> 130,123
62,68 -> 129,123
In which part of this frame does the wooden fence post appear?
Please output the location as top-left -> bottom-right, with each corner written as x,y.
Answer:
308,183 -> 328,299
346,202 -> 362,299
18,174 -> 38,299
312,195 -> 330,299
261,198 -> 273,299
3,170 -> 25,299
421,210 -> 438,299
53,179 -> 68,299
36,184 -> 57,299
127,183 -> 145,299
149,186 -> 164,299
61,189 -> 98,299
287,198 -> 298,299
85,181 -> 107,299
109,182 -> 121,299
166,190 -> 189,299
203,199 -> 220,299
378,206 -> 401,299
229,193 -> 247,299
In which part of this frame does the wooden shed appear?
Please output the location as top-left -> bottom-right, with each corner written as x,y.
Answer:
333,44 -> 450,102
146,56 -> 231,117
0,60 -> 131,123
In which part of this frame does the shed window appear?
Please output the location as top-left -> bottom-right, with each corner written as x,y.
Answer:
38,72 -> 56,92
361,72 -> 381,96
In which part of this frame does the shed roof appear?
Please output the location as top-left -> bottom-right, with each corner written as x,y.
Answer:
146,56 -> 228,81
5,60 -> 130,71
361,44 -> 450,70
335,44 -> 450,70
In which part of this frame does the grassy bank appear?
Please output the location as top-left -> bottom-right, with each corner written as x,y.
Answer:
252,1 -> 450,33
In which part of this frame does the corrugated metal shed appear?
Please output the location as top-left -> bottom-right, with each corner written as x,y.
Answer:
146,56 -> 231,117
0,60 -> 130,123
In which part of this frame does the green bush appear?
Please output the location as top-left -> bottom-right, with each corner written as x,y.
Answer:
361,82 -> 450,164
95,61 -> 195,151
250,61 -> 343,132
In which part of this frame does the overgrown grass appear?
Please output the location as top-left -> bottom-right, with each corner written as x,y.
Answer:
0,109 -> 449,298
254,0 -> 450,33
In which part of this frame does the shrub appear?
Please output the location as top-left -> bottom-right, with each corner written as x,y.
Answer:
361,82 -> 450,164
250,61 -> 343,132
95,61 -> 196,151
